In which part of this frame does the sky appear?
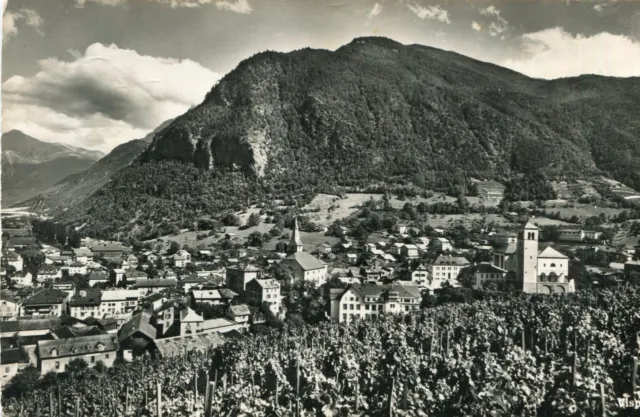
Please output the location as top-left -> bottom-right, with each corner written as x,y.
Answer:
2,0 -> 640,152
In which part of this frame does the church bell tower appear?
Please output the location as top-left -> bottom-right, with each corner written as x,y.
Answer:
518,221 -> 539,293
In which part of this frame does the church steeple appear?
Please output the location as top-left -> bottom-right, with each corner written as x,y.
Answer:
289,217 -> 303,254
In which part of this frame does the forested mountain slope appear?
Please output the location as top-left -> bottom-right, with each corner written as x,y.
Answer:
58,37 -> 640,238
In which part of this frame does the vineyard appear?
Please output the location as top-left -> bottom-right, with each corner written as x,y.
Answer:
5,287 -> 640,416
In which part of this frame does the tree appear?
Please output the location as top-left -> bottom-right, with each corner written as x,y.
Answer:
168,241 -> 181,255
65,358 -> 89,376
93,360 -> 107,374
248,231 -> 264,247
3,366 -> 41,399
247,213 -> 261,228
457,266 -> 475,288
221,213 -> 241,227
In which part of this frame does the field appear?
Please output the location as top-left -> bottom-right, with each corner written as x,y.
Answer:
542,203 -> 626,220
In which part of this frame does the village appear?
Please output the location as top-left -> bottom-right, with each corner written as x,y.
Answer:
1,204 -> 640,386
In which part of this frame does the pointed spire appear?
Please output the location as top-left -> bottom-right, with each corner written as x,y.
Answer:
289,217 -> 303,254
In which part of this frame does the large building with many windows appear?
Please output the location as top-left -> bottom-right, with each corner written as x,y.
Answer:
329,283 -> 421,324
36,334 -> 119,374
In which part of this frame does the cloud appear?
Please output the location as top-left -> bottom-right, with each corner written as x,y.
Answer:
2,43 -> 221,152
75,0 -> 126,7
478,5 -> 508,36
368,3 -> 382,18
146,0 -> 252,12
3,7 -> 44,43
502,28 -> 640,79
408,4 -> 450,23
471,21 -> 481,32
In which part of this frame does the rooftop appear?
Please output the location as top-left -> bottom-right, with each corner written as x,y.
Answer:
23,288 -> 69,306
38,334 -> 118,359
433,255 -> 470,266
284,252 -> 326,271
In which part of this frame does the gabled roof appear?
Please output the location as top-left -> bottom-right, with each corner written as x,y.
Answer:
180,307 -> 203,322
218,288 -> 238,299
524,222 -> 539,230
284,252 -> 325,271
153,332 -> 225,358
118,311 -> 157,342
0,348 -> 29,365
494,242 -> 518,255
191,289 -> 222,300
248,279 -> 280,290
134,278 -> 177,288
101,289 -> 142,301
227,263 -> 261,272
38,334 -> 118,359
433,255 -> 470,266
23,289 -> 68,306
229,304 -> 250,316
474,262 -> 507,274
538,246 -> 568,259
69,290 -> 102,307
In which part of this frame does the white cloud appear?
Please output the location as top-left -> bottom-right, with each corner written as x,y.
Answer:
75,0 -> 126,7
408,4 -> 450,23
502,28 -> 640,79
471,21 -> 481,32
2,43 -> 221,152
478,5 -> 508,37
368,3 -> 382,18
148,0 -> 252,12
3,7 -> 43,43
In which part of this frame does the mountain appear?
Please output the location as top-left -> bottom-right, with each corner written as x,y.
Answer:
2,131 -> 105,206
58,37 -> 640,239
20,119 -> 174,212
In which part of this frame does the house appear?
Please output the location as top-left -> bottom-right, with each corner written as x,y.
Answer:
62,262 -> 87,276
179,308 -> 204,336
1,348 -> 30,383
126,270 -> 148,281
73,248 -> 94,264
0,317 -> 60,338
1,251 -> 24,271
46,255 -> 73,266
52,280 -> 76,295
474,263 -> 508,288
400,244 -> 419,260
190,288 -> 238,306
226,263 -> 262,295
226,304 -> 251,324
558,229 -> 585,242
329,283 -> 421,324
133,278 -> 178,294
246,279 -> 281,316
173,250 -> 191,268
69,289 -> 102,319
410,264 -> 430,285
37,334 -> 119,374
12,272 -> 33,287
181,276 -> 209,292
90,245 -> 133,258
347,253 -> 358,264
154,300 -> 201,337
126,254 -> 139,268
100,289 -> 143,316
113,268 -> 125,285
428,255 -> 470,288
37,265 -> 62,282
314,242 -> 333,255
280,252 -> 327,285
20,289 -> 71,317
491,232 -> 518,246
141,293 -> 167,311
0,293 -> 20,320
6,236 -> 37,250
87,271 -> 109,287
430,238 -> 452,252
118,311 -> 157,359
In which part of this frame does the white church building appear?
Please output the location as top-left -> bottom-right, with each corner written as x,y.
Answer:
492,221 -> 575,294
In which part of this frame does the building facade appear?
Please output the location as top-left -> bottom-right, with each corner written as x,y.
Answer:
37,334 -> 119,374
329,283 -> 421,324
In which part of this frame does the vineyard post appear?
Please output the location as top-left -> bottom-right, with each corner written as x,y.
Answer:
214,369 -> 218,400
444,331 -> 448,356
194,371 -> 198,403
530,328 -> 534,353
126,386 -> 130,414
204,381 -> 214,417
275,378 -> 279,408
145,387 -> 148,408
586,337 -> 590,365
156,383 -> 162,417
632,357 -> 638,396
296,359 -> 301,417
58,383 -> 61,416
49,390 -> 53,417
355,379 -> 359,412
521,327 -> 525,351
388,376 -> 395,417
75,397 -> 80,417
101,385 -> 105,409
402,378 -> 408,410
205,373 -> 210,406
571,331 -> 578,389
544,335 -> 548,357
599,383 -> 606,417
223,374 -> 227,393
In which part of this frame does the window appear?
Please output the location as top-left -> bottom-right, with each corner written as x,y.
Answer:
91,356 -> 95,364
365,305 -> 370,310
342,314 -> 346,321
5,367 -> 9,373
105,354 -> 109,359
55,362 -> 60,370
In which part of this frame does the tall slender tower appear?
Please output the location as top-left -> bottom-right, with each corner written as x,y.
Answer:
288,217 -> 303,254
517,221 -> 539,293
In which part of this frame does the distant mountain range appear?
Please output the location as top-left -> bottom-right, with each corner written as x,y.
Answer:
13,119 -> 174,212
29,37 -> 640,239
2,130 -> 105,206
